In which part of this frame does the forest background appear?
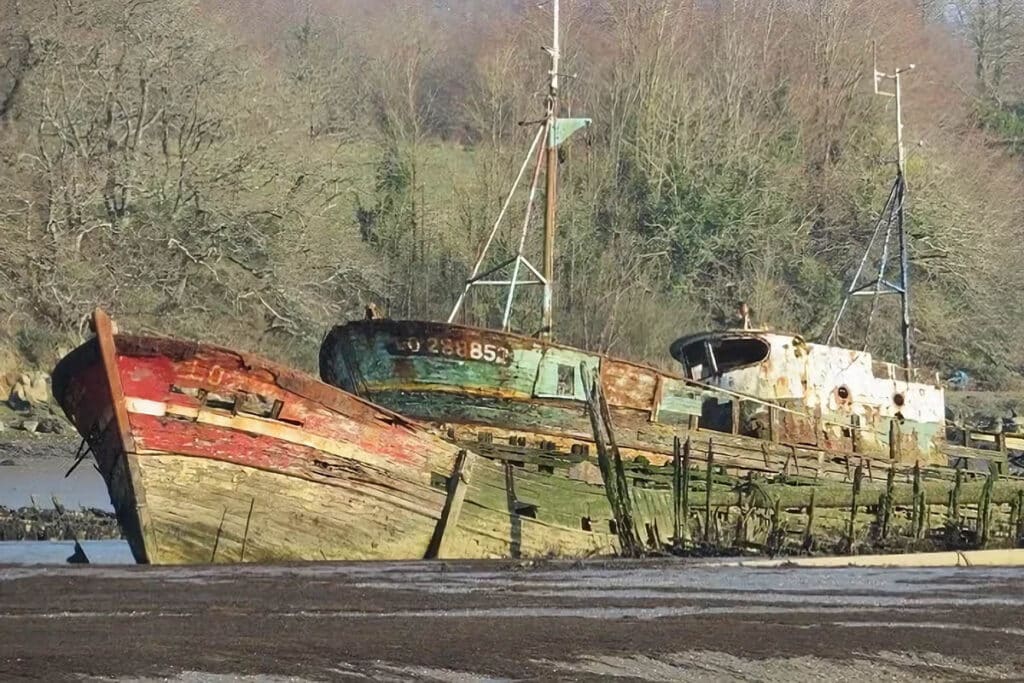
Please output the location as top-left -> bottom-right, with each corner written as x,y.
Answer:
1,0 -> 1022,388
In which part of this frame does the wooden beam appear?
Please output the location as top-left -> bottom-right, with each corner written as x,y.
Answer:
425,449 -> 476,559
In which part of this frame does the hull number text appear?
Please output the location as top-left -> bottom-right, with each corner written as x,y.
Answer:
392,337 -> 512,366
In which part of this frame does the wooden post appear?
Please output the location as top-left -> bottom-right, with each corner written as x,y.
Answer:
1010,492 -> 1021,548
847,464 -> 863,553
949,468 -> 963,526
582,365 -> 641,556
911,463 -> 922,539
425,449 -> 475,559
703,439 -> 714,544
922,488 -> 929,539
802,488 -> 816,552
996,433 -> 1008,475
880,467 -> 895,540
730,399 -> 741,435
768,406 -> 779,443
978,466 -> 997,548
769,496 -> 782,555
681,436 -> 692,545
672,436 -> 682,548
1016,490 -> 1024,547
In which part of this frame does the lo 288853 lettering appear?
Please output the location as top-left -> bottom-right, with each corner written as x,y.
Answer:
393,337 -> 512,366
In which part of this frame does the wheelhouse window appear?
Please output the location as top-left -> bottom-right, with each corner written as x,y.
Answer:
709,338 -> 770,374
681,342 -> 713,380
682,337 -> 769,379
556,364 -> 576,396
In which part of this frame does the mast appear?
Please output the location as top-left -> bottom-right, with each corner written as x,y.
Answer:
446,0 -> 587,336
826,46 -> 915,371
541,0 -> 560,340
893,61 -> 912,371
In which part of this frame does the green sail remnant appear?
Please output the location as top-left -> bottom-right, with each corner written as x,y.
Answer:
550,118 -> 591,148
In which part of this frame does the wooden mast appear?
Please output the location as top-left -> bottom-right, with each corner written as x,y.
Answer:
541,0 -> 560,340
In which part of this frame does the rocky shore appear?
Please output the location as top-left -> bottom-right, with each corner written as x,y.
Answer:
1,371 -> 121,541
0,504 -> 120,542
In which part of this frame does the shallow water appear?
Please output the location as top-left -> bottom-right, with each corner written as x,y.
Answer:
0,539 -> 133,565
0,456 -> 111,510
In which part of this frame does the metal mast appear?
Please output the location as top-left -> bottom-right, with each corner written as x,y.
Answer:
541,0 -> 560,340
826,47 -> 915,371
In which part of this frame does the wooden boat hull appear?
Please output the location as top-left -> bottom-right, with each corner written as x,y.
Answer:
51,312 -> 468,563
319,319 -> 943,469
52,312 -> 625,563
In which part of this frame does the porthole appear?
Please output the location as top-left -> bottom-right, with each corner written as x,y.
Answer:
893,392 -> 905,407
837,385 -> 850,400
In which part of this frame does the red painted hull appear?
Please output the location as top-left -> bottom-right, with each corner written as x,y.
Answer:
52,315 -> 459,563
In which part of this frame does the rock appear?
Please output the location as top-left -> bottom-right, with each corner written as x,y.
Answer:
0,459 -> 14,466
0,371 -> 18,403
67,540 -> 90,564
35,416 -> 65,435
7,371 -> 51,411
18,419 -> 39,434
0,419 -> 5,433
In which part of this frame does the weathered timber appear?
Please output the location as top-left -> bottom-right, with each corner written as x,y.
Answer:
672,436 -> 682,546
847,464 -> 864,551
426,449 -> 476,559
979,467 -> 996,548
879,467 -> 896,540
1016,490 -> 1024,546
681,438 -> 692,544
704,441 -> 714,544
582,365 -> 641,556
803,488 -> 816,551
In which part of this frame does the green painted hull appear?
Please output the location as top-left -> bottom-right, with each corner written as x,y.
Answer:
320,319 -> 931,463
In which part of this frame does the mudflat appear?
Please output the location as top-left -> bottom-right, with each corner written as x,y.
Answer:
1,560 -> 1022,681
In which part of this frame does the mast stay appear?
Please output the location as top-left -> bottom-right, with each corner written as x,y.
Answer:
826,45 -> 915,371
447,0 -> 589,338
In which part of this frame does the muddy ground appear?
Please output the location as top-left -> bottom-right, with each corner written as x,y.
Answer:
1,560 -> 1022,681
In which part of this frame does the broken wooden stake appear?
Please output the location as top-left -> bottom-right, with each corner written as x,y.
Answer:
847,463 -> 863,553
672,436 -> 682,548
704,439 -> 714,544
581,364 -> 641,557
802,488 -> 816,552
425,449 -> 475,559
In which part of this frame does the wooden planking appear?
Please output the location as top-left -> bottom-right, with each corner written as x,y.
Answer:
601,358 -> 659,411
115,339 -> 458,471
131,453 -> 444,563
93,309 -> 136,453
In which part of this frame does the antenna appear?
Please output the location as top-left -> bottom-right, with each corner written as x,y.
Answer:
827,44 -> 916,371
